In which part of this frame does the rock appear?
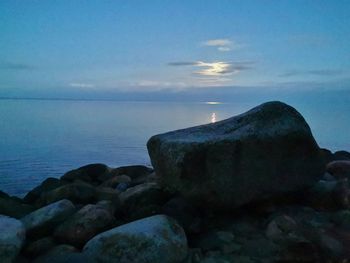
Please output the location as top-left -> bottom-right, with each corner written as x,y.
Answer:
23,237 -> 56,258
61,163 -> 110,184
32,244 -> 84,263
333,151 -> 350,161
0,195 -> 34,219
54,204 -> 115,248
0,216 -> 26,263
162,196 -> 202,234
331,210 -> 350,229
99,175 -> 131,188
23,178 -> 68,204
21,199 -> 76,238
119,182 -> 169,220
131,172 -> 157,185
265,215 -> 298,241
109,165 -> 153,180
39,182 -> 96,205
115,182 -> 130,192
83,214 -> 188,263
95,187 -> 120,204
147,101 -> 325,209
327,160 -> 350,179
193,231 -> 240,254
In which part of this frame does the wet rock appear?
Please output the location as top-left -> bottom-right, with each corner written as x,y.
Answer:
23,237 -> 56,258
0,195 -> 34,219
23,178 -> 68,204
61,163 -> 110,184
54,204 -> 115,248
39,182 -> 96,205
21,199 -> 76,238
83,214 -> 188,263
327,160 -> 350,179
0,215 -> 26,263
148,101 -> 325,210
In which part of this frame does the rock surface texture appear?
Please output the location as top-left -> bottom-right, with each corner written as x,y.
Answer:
147,101 -> 325,209
0,215 -> 26,263
83,214 -> 188,263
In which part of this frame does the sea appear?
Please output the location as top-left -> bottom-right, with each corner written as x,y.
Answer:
1,98 -> 349,196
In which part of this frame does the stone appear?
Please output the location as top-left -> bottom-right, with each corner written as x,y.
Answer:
23,178 -> 68,204
265,215 -> 298,241
327,160 -> 350,179
21,199 -> 76,238
39,182 -> 96,205
0,215 -> 26,263
95,187 -> 120,204
32,244 -> 84,263
147,101 -> 325,209
83,214 -> 188,263
0,195 -> 34,219
61,163 -> 110,183
109,165 -> 153,179
119,182 -> 169,220
193,231 -> 240,254
333,151 -> 350,161
99,175 -> 131,188
162,196 -> 202,234
331,210 -> 350,229
23,237 -> 56,258
54,204 -> 115,248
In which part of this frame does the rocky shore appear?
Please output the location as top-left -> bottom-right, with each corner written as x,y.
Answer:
1,101 -> 350,262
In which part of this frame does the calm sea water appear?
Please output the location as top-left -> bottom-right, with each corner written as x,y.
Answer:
1,98 -> 349,196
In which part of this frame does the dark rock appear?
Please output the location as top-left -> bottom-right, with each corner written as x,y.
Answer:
23,178 -> 68,204
331,210 -> 350,229
23,237 -> 56,258
162,196 -> 202,234
32,244 -> 83,263
61,163 -> 110,184
95,187 -> 120,204
54,204 -> 115,248
193,231 -> 240,254
333,150 -> 350,161
327,160 -> 350,179
119,182 -> 169,220
131,172 -> 157,185
39,182 -> 96,205
265,215 -> 298,241
0,190 -> 9,198
0,195 -> 34,219
99,175 -> 131,188
0,215 -> 26,263
109,165 -> 153,180
115,182 -> 130,192
83,214 -> 188,263
147,101 -> 325,210
21,199 -> 76,238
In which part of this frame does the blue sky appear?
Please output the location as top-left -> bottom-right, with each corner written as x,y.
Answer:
0,0 -> 349,99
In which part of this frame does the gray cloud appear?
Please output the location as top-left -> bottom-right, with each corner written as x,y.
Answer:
0,62 -> 34,70
280,69 -> 343,77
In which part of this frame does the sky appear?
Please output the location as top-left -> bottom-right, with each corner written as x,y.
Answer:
0,0 -> 349,100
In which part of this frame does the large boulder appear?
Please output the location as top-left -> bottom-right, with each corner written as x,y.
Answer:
54,204 -> 115,248
0,215 -> 26,263
83,214 -> 188,263
61,163 -> 111,184
21,199 -> 76,238
147,101 -> 325,209
0,195 -> 34,219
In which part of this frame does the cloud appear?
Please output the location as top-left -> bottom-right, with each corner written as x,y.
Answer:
202,39 -> 241,52
69,83 -> 95,88
0,62 -> 34,70
169,60 -> 252,76
280,69 -> 343,77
